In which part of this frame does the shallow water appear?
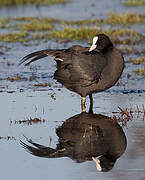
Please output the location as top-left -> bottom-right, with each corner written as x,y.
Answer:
0,0 -> 145,180
0,0 -> 145,20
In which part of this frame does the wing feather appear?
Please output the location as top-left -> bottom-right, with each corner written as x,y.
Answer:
19,49 -> 64,66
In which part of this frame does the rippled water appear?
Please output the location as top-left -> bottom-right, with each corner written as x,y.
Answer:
0,0 -> 145,180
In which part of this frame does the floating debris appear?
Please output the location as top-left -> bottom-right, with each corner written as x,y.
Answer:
10,117 -> 45,126
49,136 -> 52,145
0,136 -> 16,141
112,104 -> 145,126
0,51 -> 4,54
7,76 -> 27,82
0,75 -> 38,82
29,76 -> 37,81
34,82 -> 51,87
51,92 -> 56,100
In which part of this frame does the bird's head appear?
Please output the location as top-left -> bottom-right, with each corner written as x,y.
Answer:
89,34 -> 113,53
92,155 -> 116,172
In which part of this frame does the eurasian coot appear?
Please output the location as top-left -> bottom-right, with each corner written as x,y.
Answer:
19,34 -> 124,112
20,103 -> 127,172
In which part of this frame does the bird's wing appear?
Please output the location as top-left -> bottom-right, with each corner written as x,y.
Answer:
70,51 -> 107,86
19,49 -> 65,66
20,139 -> 68,158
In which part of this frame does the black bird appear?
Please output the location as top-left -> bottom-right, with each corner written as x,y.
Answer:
20,104 -> 127,172
19,34 -> 124,112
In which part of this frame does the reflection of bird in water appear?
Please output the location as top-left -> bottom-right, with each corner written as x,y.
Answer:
19,34 -> 124,112
20,105 -> 127,172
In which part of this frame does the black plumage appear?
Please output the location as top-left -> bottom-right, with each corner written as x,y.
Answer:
20,104 -> 127,172
19,34 -> 124,111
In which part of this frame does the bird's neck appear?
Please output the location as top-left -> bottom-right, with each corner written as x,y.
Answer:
102,43 -> 113,55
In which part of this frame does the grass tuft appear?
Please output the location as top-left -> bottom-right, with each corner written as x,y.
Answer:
106,13 -> 145,25
135,66 -> 145,76
19,20 -> 54,31
123,0 -> 145,6
34,82 -> 51,87
7,76 -> 27,82
0,32 -> 28,43
0,15 -> 145,45
126,57 -> 145,65
47,27 -> 97,41
0,0 -> 67,6
0,27 -> 144,45
62,19 -> 100,26
47,27 -> 145,44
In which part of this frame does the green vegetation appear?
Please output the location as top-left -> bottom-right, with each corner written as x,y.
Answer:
0,13 -> 145,44
109,29 -> 145,45
34,82 -> 51,87
1,13 -> 145,32
62,18 -> 100,26
29,75 -> 37,81
62,13 -> 145,26
0,32 -> 28,43
0,0 -> 67,6
120,47 -> 145,55
12,117 -> 45,125
0,27 -> 144,44
135,66 -> 145,76
0,18 -> 9,28
14,17 -> 59,23
51,92 -> 56,100
126,57 -> 145,65
123,0 -> 145,6
105,13 -> 145,25
7,76 -> 27,82
47,27 -> 97,41
19,20 -> 54,31
0,75 -> 37,82
131,57 -> 145,76
0,17 -> 58,31
47,28 -> 145,44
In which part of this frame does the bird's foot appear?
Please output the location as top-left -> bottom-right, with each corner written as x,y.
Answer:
81,97 -> 86,112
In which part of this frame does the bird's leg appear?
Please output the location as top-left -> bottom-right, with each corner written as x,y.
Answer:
81,97 -> 86,112
89,94 -> 93,113
89,94 -> 93,105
